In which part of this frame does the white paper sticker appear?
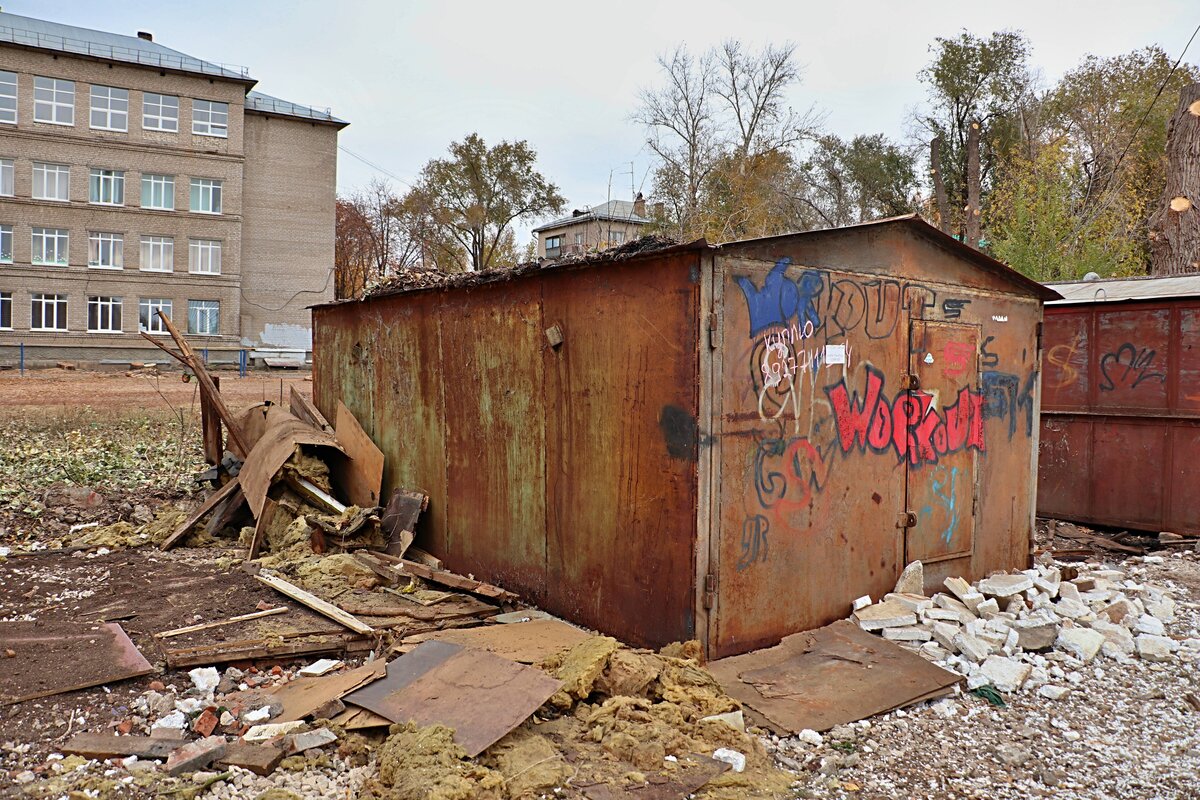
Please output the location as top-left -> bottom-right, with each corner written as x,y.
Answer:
824,343 -> 847,365
924,352 -> 935,364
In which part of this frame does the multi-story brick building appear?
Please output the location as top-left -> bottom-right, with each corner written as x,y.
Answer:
0,12 -> 347,367
533,195 -> 651,259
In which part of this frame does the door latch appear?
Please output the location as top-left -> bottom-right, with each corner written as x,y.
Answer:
900,373 -> 920,391
896,511 -> 917,529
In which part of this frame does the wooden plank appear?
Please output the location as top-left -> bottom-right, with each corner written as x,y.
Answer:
332,401 -> 385,508
290,386 -> 334,433
406,547 -> 444,570
269,660 -> 387,722
163,634 -> 373,669
285,474 -> 347,514
64,733 -> 189,760
160,477 -> 241,551
366,552 -> 519,604
154,606 -> 288,639
204,484 -> 246,537
255,572 -> 375,634
138,332 -> 188,366
155,310 -> 249,457
202,374 -> 224,465
248,496 -> 279,560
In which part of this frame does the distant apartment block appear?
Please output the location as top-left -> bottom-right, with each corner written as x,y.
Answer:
533,194 -> 651,259
0,12 -> 347,366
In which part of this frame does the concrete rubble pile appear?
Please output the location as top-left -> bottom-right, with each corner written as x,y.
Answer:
850,556 -> 1199,696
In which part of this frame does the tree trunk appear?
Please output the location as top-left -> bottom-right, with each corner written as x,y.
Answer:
930,136 -> 951,234
1149,82 -> 1200,275
965,121 -> 982,249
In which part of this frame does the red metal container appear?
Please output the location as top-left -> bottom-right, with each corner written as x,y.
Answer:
313,215 -> 1055,658
1039,275 -> 1200,535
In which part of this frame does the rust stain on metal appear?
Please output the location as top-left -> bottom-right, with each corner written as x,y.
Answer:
1040,297 -> 1200,534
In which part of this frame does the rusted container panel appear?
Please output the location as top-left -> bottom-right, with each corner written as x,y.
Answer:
542,255 -> 700,646
1039,281 -> 1200,534
710,223 -> 1047,658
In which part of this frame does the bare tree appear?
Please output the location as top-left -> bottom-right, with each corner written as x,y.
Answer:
714,41 -> 820,159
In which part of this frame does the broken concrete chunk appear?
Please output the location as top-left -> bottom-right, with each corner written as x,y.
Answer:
923,607 -> 973,625
1099,599 -> 1135,624
298,659 -> 344,677
1038,684 -> 1070,700
286,727 -> 339,754
1088,618 -> 1135,656
243,721 -> 305,743
1146,597 -> 1176,623
699,710 -> 745,731
931,622 -> 960,652
852,600 -> 917,631
882,626 -> 932,642
961,592 -> 986,613
1135,634 -> 1177,662
1134,614 -> 1166,636
953,631 -> 992,663
977,574 -> 1034,598
943,576 -> 973,602
883,592 -> 934,612
975,598 -> 1000,618
1056,628 -> 1105,663
894,561 -> 924,595
215,741 -> 285,777
166,736 -> 226,776
1058,582 -> 1082,603
1011,619 -> 1058,650
1053,598 -> 1092,620
188,667 -> 220,696
851,595 -> 872,612
979,655 -> 1031,693
712,747 -> 746,773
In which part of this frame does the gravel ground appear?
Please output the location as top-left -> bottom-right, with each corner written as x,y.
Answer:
770,550 -> 1200,800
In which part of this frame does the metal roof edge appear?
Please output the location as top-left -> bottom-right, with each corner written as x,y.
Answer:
310,238 -> 711,309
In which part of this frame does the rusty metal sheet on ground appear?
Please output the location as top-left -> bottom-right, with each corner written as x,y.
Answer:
0,621 -> 153,704
407,618 -> 589,663
342,640 -> 561,756
707,620 -> 960,733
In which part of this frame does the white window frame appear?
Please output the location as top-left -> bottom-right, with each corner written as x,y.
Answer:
89,85 -> 128,131
0,292 -> 11,330
87,296 -> 123,333
34,77 -> 74,126
610,230 -> 626,244
88,231 -> 123,270
0,159 -> 12,196
138,298 -> 172,334
33,162 -> 70,202
140,173 -> 175,210
188,238 -> 221,274
545,235 -> 562,253
192,99 -> 228,137
0,71 -> 15,125
140,236 -> 174,272
189,178 -> 222,214
31,293 -> 68,331
89,168 -> 125,205
187,300 -> 220,335
31,227 -> 69,266
142,92 -> 179,132
0,224 -> 12,263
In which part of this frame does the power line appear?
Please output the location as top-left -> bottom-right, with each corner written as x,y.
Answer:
337,144 -> 415,189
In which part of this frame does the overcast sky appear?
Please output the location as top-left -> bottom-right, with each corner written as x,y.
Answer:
15,0 -> 1199,243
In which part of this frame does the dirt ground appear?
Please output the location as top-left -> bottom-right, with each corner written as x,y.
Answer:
0,367 -> 313,410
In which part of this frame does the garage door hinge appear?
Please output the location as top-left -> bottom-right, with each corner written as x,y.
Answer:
896,511 -> 917,529
703,573 -> 716,609
707,312 -> 718,349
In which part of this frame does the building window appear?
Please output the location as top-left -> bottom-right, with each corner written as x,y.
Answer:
0,159 -> 12,196
0,224 -> 11,263
139,298 -> 172,333
0,292 -> 10,329
140,236 -> 174,272
90,85 -> 128,131
189,178 -> 222,214
31,293 -> 68,331
188,300 -> 219,335
545,235 -> 562,256
192,99 -> 228,137
34,77 -> 74,125
141,173 -> 174,210
87,296 -> 122,333
142,92 -> 179,132
88,232 -> 123,269
32,228 -> 69,265
89,168 -> 125,205
33,162 -> 70,201
0,71 -> 15,124
574,232 -> 584,245
188,239 -> 221,274
610,230 -> 626,244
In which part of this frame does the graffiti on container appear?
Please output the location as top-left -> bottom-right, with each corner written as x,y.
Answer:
1098,343 -> 1166,391
981,335 -> 1000,368
942,298 -> 971,319
737,514 -> 770,570
825,366 -> 986,466
752,436 -> 830,514
920,465 -> 962,544
1046,334 -> 1083,390
736,258 -> 824,338
941,340 -> 974,379
981,370 -> 1037,439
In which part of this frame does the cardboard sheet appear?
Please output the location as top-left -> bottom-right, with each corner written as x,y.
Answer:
407,618 -> 589,663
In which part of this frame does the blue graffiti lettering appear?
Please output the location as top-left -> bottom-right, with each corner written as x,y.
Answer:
735,257 -> 823,338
